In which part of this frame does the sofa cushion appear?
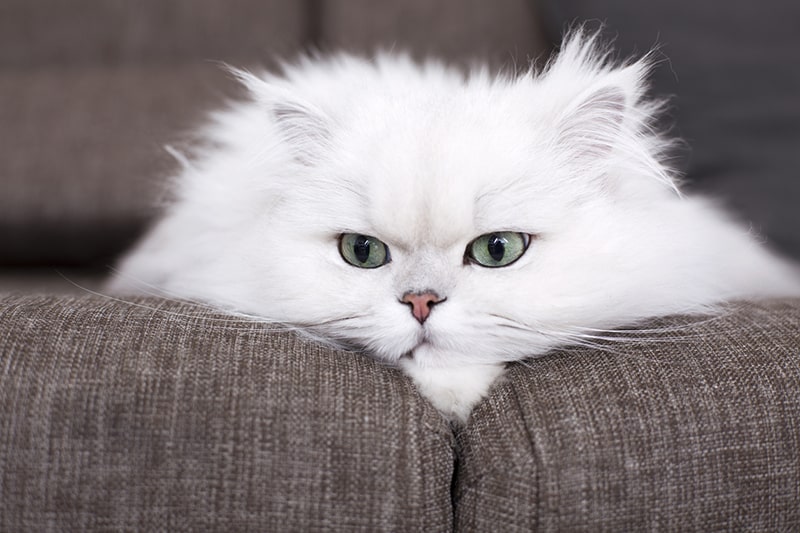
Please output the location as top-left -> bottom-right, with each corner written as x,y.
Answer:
319,0 -> 549,68
0,65 -> 247,266
540,0 -> 800,261
0,0 -> 305,267
0,294 -> 454,531
0,0 -> 305,68
454,299 -> 800,530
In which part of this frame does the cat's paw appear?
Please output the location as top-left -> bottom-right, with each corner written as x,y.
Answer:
399,359 -> 506,423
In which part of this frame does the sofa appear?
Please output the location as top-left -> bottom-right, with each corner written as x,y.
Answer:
2,1 -> 799,531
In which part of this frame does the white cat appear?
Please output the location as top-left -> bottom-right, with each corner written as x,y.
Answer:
110,30 -> 800,422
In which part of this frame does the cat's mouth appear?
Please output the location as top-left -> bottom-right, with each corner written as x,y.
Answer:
402,335 -> 432,361
414,338 -> 432,350
396,324 -> 447,362
406,333 -> 442,362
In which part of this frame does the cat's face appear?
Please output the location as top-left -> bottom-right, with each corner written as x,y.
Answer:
126,43 -> 685,369
209,68 -> 673,368
258,104 -> 565,366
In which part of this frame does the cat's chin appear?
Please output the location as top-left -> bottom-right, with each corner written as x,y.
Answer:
399,353 -> 506,424
406,340 -> 438,363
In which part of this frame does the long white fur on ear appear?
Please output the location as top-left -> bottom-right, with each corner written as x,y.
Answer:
547,31 -> 644,162
544,29 -> 680,194
555,82 -> 629,161
228,66 -> 333,166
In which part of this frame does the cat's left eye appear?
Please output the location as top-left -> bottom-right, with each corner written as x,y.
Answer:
466,232 -> 530,268
339,233 -> 391,269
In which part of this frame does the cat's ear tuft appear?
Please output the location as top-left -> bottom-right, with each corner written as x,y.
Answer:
542,30 -> 679,192
230,67 -> 333,166
555,80 -> 631,161
544,29 -> 651,164
267,97 -> 333,166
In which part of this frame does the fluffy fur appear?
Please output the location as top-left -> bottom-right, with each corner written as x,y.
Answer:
110,31 -> 800,422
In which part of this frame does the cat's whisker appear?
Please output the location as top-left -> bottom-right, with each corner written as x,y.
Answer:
540,332 -> 704,378
59,272 -> 312,331
565,309 -> 733,335
487,319 -> 709,377
559,331 -> 699,344
106,269 -> 350,332
103,267 -> 223,307
305,314 -> 372,328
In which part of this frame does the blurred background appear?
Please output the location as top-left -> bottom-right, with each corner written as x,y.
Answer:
1,0 -> 798,291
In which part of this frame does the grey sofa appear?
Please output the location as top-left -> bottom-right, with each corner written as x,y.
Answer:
2,1 -> 799,530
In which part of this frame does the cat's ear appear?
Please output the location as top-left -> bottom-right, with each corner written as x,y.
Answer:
232,68 -> 333,166
542,31 -> 680,193
268,96 -> 332,166
544,30 -> 651,165
555,82 -> 630,161
552,65 -> 643,165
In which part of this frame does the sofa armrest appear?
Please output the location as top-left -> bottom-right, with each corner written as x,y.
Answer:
455,299 -> 800,531
0,294 -> 454,531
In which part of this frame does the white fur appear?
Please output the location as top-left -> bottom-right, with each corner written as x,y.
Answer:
110,30 -> 800,422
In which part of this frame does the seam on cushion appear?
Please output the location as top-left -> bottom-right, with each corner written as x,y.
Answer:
450,373 -> 541,529
452,388 -> 540,491
510,370 -> 543,531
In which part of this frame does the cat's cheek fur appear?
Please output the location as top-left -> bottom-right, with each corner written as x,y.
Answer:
399,358 -> 507,423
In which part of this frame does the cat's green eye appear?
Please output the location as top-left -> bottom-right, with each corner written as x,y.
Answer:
339,233 -> 391,268
466,232 -> 530,268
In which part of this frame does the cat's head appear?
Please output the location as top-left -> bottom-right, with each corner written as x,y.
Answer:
125,31 -> 688,368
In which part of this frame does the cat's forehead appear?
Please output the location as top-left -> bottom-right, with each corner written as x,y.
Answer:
282,81 -> 570,245
339,112 -> 543,247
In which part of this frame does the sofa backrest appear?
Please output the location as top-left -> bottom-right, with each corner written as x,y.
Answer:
0,0 -> 549,268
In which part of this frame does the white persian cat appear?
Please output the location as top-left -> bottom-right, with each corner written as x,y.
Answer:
110,31 -> 800,422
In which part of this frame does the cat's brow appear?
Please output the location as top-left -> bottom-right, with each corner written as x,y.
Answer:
474,174 -> 530,206
472,197 -> 528,233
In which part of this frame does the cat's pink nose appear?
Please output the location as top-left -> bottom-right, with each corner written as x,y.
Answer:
401,291 -> 445,324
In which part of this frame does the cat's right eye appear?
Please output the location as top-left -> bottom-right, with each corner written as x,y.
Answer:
339,233 -> 391,269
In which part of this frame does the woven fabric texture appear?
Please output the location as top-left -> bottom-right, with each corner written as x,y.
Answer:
0,0 -> 305,68
455,298 -> 800,531
0,294 -> 454,532
0,0 -> 305,266
0,65 -> 242,265
319,0 -> 549,68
